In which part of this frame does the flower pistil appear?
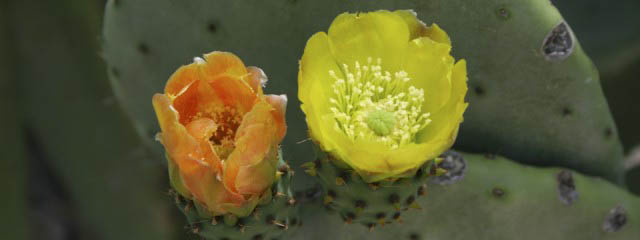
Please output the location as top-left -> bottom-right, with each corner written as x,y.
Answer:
328,57 -> 432,149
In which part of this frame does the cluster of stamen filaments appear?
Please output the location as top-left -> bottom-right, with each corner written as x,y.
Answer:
194,105 -> 243,161
329,57 -> 432,149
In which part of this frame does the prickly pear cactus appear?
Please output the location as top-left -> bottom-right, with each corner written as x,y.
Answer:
289,152 -> 640,240
552,0 -> 640,193
100,0 -> 638,239
421,0 -> 625,183
173,158 -> 299,240
301,151 -> 439,227
102,0 -> 624,185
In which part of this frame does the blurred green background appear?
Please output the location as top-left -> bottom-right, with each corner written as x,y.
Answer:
1,0 -> 639,239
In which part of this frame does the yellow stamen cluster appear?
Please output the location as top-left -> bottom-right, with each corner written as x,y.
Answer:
192,105 -> 242,161
329,58 -> 432,149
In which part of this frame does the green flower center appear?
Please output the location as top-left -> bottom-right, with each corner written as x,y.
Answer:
366,110 -> 396,136
329,58 -> 432,149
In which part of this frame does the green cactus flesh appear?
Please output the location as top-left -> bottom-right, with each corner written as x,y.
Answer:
102,0 -> 624,185
555,1 -> 640,193
625,148 -> 640,195
0,2 -> 28,238
301,149 -> 441,227
554,1 -> 640,192
285,152 -> 640,240
171,155 -> 299,240
554,0 -> 640,78
9,0 -> 179,239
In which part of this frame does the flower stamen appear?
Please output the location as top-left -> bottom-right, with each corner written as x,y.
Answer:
329,58 -> 432,149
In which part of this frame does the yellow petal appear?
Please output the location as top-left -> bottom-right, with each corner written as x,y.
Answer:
324,123 -> 435,182
424,23 -> 451,46
393,10 -> 451,45
298,32 -> 342,153
327,10 -> 410,72
403,37 -> 455,113
417,60 -> 468,145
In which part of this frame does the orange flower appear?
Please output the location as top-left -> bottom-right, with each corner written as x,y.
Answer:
152,51 -> 287,216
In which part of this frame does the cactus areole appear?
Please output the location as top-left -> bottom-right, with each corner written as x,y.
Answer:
299,10 -> 468,182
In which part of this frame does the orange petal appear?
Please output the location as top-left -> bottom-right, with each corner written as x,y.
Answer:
166,65 -> 201,125
265,94 -> 288,141
154,94 -> 241,212
184,118 -> 223,173
202,52 -> 249,83
166,53 -> 258,125
194,73 -> 227,121
223,101 -> 279,195
206,75 -> 257,115
153,94 -> 200,172
234,146 -> 278,195
201,52 -> 258,114
245,66 -> 267,95
165,63 -> 200,96
153,94 -> 207,197
195,173 -> 245,215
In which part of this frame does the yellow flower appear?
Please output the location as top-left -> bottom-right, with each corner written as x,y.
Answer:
153,51 -> 287,216
298,10 -> 468,182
